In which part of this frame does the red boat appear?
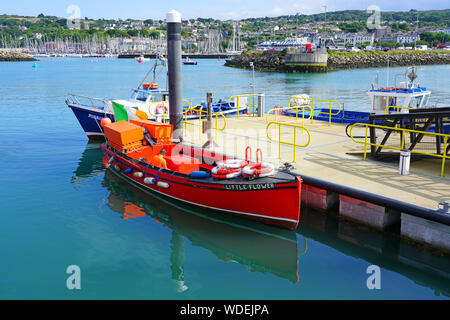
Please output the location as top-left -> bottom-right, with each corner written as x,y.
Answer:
99,119 -> 301,230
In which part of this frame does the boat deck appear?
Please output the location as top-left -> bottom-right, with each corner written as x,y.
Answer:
182,114 -> 450,210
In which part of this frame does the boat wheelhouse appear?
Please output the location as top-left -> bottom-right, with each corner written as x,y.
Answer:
367,67 -> 431,114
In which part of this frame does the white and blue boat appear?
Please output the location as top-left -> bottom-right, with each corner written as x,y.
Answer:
66,86 -> 245,140
283,67 -> 434,124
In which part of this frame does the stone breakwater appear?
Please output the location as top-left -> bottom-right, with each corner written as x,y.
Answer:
0,51 -> 37,61
328,51 -> 450,70
225,51 -> 450,72
225,51 -> 286,72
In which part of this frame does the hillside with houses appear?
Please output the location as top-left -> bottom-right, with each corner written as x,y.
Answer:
0,9 -> 448,55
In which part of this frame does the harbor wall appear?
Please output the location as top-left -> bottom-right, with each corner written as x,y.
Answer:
224,50 -> 450,73
298,175 -> 450,254
284,50 -> 328,72
118,53 -> 228,59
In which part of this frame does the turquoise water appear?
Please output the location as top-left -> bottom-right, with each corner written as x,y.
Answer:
0,58 -> 449,299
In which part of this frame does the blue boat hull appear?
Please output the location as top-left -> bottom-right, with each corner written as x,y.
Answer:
68,104 -> 114,140
283,108 -> 370,124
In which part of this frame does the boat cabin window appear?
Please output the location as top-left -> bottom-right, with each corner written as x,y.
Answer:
150,94 -> 167,102
408,95 -> 424,108
422,94 -> 430,107
132,90 -> 150,102
373,96 -> 388,112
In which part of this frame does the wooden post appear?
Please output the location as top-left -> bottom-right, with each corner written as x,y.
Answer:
202,92 -> 217,149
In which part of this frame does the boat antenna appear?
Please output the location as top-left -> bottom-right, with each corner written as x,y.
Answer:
137,54 -> 166,89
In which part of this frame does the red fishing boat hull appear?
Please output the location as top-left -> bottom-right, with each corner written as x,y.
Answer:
100,144 -> 301,230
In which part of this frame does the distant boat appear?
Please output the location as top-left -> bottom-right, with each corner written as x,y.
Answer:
183,57 -> 197,65
136,55 -> 150,63
33,53 -> 50,58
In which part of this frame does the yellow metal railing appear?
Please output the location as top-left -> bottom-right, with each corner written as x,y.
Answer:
266,105 -> 313,132
183,106 -> 227,140
228,94 -> 259,118
147,99 -> 192,124
348,122 -> 450,177
287,97 -> 342,126
148,100 -> 169,123
266,121 -> 311,163
383,105 -> 413,115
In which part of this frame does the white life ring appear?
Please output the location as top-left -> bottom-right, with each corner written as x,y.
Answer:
242,162 -> 275,179
217,159 -> 248,169
211,166 -> 241,179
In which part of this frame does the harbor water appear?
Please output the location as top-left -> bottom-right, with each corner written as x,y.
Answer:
0,58 -> 449,299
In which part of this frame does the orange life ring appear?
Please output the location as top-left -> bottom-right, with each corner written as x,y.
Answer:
156,104 -> 168,114
217,159 -> 248,169
242,162 -> 275,179
211,166 -> 241,179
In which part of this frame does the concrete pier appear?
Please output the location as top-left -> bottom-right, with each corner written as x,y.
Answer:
401,213 -> 450,253
181,113 -> 450,252
301,185 -> 338,212
339,195 -> 400,230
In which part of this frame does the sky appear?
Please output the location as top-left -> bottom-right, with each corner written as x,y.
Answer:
1,0 -> 448,20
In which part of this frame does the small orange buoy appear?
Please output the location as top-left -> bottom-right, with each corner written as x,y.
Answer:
100,117 -> 112,127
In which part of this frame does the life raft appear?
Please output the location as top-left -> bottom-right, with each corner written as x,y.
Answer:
143,83 -> 158,89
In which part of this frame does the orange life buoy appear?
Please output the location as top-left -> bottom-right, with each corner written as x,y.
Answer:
156,104 -> 168,114
217,159 -> 248,169
242,162 -> 275,179
211,166 -> 241,179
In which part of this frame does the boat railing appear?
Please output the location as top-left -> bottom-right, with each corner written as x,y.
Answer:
266,121 -> 311,163
66,93 -> 109,110
227,94 -> 260,118
286,97 -> 342,126
183,105 -> 227,140
348,122 -> 450,177
383,105 -> 414,115
266,105 -> 313,130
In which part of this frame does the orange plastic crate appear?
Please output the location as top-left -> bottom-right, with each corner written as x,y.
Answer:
109,140 -> 143,154
103,120 -> 144,148
130,119 -> 173,141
